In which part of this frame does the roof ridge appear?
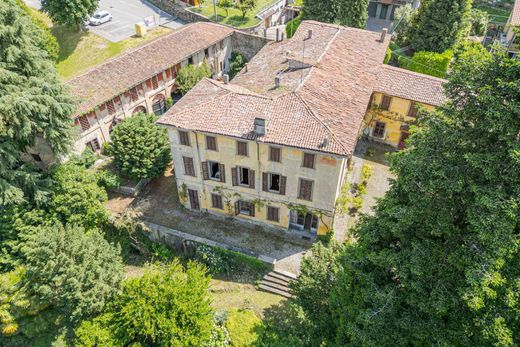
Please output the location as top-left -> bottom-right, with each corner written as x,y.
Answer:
380,64 -> 447,82
205,78 -> 270,98
292,92 -> 350,153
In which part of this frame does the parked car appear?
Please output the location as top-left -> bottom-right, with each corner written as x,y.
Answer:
89,11 -> 112,26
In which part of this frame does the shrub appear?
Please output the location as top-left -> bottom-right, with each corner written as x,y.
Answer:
228,51 -> 247,79
225,309 -> 262,347
176,61 -> 212,94
70,148 -> 99,168
203,319 -> 231,347
470,8 -> 489,36
195,244 -> 270,277
95,169 -> 121,190
285,14 -> 302,39
398,50 -> 453,78
110,113 -> 171,180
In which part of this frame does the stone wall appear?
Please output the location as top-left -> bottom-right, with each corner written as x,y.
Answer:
231,30 -> 270,61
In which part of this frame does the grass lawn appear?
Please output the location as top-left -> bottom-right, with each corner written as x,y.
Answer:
475,5 -> 511,24
29,8 -> 172,79
190,0 -> 278,28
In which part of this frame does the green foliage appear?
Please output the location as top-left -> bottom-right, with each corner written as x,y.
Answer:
0,0 -> 75,207
110,113 -> 171,180
70,148 -> 99,168
330,52 -> 520,346
285,14 -> 301,39
41,0 -> 99,29
95,169 -> 121,190
302,0 -> 367,28
470,8 -> 489,36
228,51 -> 247,79
336,0 -> 369,28
49,162 -> 108,229
217,0 -> 234,17
391,3 -> 414,46
77,261 -> 214,346
204,319 -> 231,347
195,244 -> 271,277
15,0 -> 59,61
176,61 -> 213,94
21,223 -> 123,322
290,241 -> 343,345
74,312 -> 122,347
398,50 -> 453,78
383,47 -> 392,64
224,309 -> 262,346
235,0 -> 257,19
409,0 -> 472,52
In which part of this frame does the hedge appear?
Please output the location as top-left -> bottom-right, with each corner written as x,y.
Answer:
398,50 -> 453,78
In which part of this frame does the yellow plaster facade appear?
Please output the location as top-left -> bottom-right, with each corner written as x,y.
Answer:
363,92 -> 436,148
167,129 -> 349,236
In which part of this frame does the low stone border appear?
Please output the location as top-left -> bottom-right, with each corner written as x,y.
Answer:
114,178 -> 151,197
144,221 -> 277,265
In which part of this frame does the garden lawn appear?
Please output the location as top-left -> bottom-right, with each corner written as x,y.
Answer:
475,5 -> 511,24
29,8 -> 172,79
189,0 -> 278,28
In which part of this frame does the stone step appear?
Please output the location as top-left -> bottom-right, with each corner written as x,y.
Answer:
264,272 -> 293,285
262,274 -> 291,287
272,268 -> 298,281
259,278 -> 291,294
258,283 -> 292,298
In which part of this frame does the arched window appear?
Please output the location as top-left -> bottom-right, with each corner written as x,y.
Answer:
132,105 -> 147,115
152,94 -> 166,116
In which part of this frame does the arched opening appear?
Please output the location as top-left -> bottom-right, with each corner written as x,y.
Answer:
132,105 -> 147,115
151,94 -> 167,116
170,85 -> 182,104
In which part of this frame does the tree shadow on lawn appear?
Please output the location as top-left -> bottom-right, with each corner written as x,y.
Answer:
225,15 -> 251,27
51,25 -> 88,63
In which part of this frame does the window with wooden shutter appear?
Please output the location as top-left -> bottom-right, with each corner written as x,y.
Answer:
249,170 -> 255,189
407,101 -> 418,117
373,121 -> 386,138
179,130 -> 190,146
107,100 -> 116,115
381,95 -> 392,111
237,167 -> 253,188
237,200 -> 254,216
206,161 -> 224,182
302,152 -> 315,169
206,136 -> 217,151
166,68 -> 172,79
146,79 -> 152,89
86,138 -> 100,152
298,179 -> 313,201
219,163 -> 226,183
130,87 -> 138,101
78,115 -> 90,131
152,76 -> 159,89
157,73 -> 163,82
237,141 -> 248,156
201,161 -> 210,180
211,194 -> 223,209
269,146 -> 281,162
232,167 -> 238,186
267,206 -> 279,222
183,157 -> 195,177
262,172 -> 268,192
279,176 -> 287,195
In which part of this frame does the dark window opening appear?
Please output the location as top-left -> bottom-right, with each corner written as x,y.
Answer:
31,153 -> 42,162
373,121 -> 386,138
86,138 -> 101,152
407,101 -> 418,118
188,56 -> 193,65
239,167 -> 250,186
290,211 -> 318,232
209,161 -> 221,180
204,48 -> 209,58
269,173 -> 280,192
238,200 -> 253,216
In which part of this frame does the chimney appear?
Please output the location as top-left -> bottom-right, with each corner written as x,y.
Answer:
307,29 -> 313,40
223,74 -> 229,84
276,28 -> 280,42
254,118 -> 266,136
380,28 -> 388,42
244,63 -> 248,72
274,76 -> 281,88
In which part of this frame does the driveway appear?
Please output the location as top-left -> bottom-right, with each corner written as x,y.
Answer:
24,0 -> 184,42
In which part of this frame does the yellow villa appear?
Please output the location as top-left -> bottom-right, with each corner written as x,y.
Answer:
158,20 -> 446,238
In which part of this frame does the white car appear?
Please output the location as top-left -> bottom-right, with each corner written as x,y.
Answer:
89,11 -> 112,26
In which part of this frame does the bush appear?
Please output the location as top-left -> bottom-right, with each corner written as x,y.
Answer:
176,61 -> 212,94
195,244 -> 271,277
70,148 -> 99,168
225,309 -> 262,347
95,169 -> 121,190
203,319 -> 231,347
398,50 -> 453,78
110,113 -> 171,180
286,14 -> 301,39
228,51 -> 247,79
470,8 -> 489,36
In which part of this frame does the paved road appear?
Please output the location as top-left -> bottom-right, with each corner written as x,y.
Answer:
24,0 -> 184,42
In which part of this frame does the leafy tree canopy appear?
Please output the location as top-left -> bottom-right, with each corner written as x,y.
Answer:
75,261 -> 214,346
228,51 -> 247,79
41,0 -> 99,29
175,61 -> 212,95
302,0 -> 368,28
285,14 -> 302,39
21,223 -> 123,322
109,113 -> 171,180
235,0 -> 257,19
0,0 -> 75,207
409,0 -> 472,52
398,49 -> 453,78
217,0 -> 234,17
331,51 -> 520,346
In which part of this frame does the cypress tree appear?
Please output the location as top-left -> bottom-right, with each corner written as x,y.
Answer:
410,0 -> 472,52
302,0 -> 339,24
337,0 -> 369,28
0,0 -> 75,206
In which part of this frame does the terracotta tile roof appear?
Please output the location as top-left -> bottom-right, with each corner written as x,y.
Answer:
375,65 -> 447,106
158,78 -> 348,155
159,21 -> 390,156
511,0 -> 520,26
66,22 -> 234,117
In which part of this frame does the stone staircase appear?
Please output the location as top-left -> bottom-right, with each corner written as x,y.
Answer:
258,269 -> 298,298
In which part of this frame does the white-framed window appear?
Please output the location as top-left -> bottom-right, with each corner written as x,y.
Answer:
208,161 -> 221,180
238,167 -> 250,186
268,173 -> 281,193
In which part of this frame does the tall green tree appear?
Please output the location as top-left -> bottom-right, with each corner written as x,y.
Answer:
409,0 -> 472,52
330,51 -> 519,346
337,0 -> 369,28
175,61 -> 213,95
21,223 -> 123,322
302,0 -> 338,23
41,0 -> 99,30
109,113 -> 171,180
0,0 -> 75,207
